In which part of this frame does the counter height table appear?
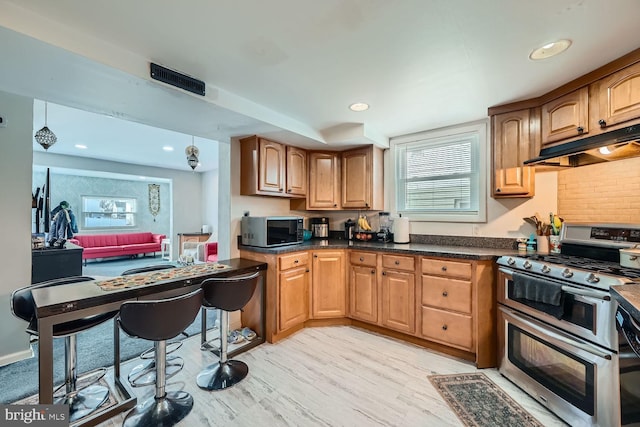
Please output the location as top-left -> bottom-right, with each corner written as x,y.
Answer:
30,258 -> 267,426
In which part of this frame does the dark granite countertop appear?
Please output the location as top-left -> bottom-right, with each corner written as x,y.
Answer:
611,284 -> 640,322
239,238 -> 519,260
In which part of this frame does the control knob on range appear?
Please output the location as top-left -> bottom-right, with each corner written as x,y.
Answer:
507,257 -> 516,266
540,265 -> 551,273
523,260 -> 532,269
561,268 -> 573,278
586,273 -> 600,284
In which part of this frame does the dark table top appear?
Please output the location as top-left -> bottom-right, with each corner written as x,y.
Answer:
31,258 -> 267,318
239,238 -> 519,260
611,284 -> 640,322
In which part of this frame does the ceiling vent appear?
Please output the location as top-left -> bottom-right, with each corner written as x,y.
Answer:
150,63 -> 205,96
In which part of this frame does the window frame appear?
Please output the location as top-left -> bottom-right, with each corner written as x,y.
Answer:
80,195 -> 138,230
389,120 -> 488,223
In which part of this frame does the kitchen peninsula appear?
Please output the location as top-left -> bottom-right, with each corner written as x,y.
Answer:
240,237 -> 518,369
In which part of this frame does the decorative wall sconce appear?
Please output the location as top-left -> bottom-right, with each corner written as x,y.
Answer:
185,136 -> 199,170
34,101 -> 57,150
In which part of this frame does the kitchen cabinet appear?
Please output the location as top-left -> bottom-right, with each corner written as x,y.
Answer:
419,257 -> 496,368
592,61 -> 640,131
380,254 -> 415,334
341,146 -> 384,210
278,252 -> 310,332
541,87 -> 589,145
306,151 -> 341,209
491,109 -> 537,198
311,250 -> 347,318
348,251 -> 378,323
240,135 -> 307,198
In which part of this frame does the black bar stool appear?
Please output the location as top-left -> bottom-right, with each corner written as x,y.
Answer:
117,288 -> 202,427
121,264 -> 183,387
197,272 -> 260,391
10,276 -> 116,422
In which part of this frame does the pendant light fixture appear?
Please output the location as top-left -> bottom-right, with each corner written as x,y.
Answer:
34,101 -> 57,150
185,136 -> 199,170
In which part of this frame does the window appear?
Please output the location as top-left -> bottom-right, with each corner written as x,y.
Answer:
81,196 -> 137,229
391,121 -> 487,222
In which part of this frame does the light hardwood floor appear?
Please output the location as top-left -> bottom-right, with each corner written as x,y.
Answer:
100,326 -> 567,426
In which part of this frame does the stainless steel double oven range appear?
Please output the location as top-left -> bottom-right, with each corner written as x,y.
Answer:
497,223 -> 640,427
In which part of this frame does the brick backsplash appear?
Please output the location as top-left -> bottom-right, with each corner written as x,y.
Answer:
557,157 -> 640,223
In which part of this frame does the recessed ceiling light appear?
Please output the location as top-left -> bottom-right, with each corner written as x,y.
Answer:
162,146 -> 174,152
349,102 -> 369,112
529,39 -> 572,60
74,144 -> 87,149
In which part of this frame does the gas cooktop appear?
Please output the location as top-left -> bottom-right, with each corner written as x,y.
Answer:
525,254 -> 640,280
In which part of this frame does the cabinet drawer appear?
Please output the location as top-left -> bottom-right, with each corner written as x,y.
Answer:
350,251 -> 377,267
422,275 -> 472,314
279,252 -> 309,270
382,254 -> 415,271
421,258 -> 471,279
421,306 -> 473,350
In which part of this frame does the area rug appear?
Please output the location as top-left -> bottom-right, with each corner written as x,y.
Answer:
428,373 -> 544,427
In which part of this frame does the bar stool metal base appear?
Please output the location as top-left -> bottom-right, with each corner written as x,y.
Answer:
128,355 -> 183,387
196,360 -> 248,390
123,391 -> 193,427
58,384 -> 110,422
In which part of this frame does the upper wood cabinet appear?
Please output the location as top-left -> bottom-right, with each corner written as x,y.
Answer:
286,146 -> 307,197
541,87 -> 589,145
593,61 -> 640,131
306,151 -> 341,209
311,250 -> 347,318
492,109 -> 537,198
341,146 -> 384,210
240,135 -> 306,198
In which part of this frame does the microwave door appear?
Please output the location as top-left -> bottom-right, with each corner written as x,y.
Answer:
267,220 -> 297,246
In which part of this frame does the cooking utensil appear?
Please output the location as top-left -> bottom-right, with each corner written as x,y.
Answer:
620,246 -> 640,269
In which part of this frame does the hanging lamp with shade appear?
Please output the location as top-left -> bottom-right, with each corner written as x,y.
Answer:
185,136 -> 199,170
34,101 -> 57,150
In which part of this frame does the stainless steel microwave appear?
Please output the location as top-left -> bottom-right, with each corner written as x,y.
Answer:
241,216 -> 304,248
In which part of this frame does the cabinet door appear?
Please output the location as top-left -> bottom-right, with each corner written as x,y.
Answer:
492,110 -> 536,197
341,147 -> 371,209
278,266 -> 309,332
541,87 -> 589,145
311,251 -> 346,318
381,270 -> 415,334
349,265 -> 377,323
595,61 -> 640,129
308,152 -> 340,209
259,138 -> 285,194
286,146 -> 307,197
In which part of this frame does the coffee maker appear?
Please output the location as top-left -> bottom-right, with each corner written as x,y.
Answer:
310,217 -> 329,239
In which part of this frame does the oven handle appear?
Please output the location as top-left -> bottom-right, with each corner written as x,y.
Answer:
498,267 -> 611,301
501,306 -> 612,360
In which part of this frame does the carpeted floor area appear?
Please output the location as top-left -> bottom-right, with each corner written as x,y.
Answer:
0,255 -> 217,404
428,372 -> 544,427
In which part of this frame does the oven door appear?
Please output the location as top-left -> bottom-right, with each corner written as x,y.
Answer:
498,306 -> 619,427
498,267 -> 616,350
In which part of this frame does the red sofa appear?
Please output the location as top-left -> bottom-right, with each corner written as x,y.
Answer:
69,232 -> 166,263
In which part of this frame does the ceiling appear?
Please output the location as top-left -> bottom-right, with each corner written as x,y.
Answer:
2,0 -> 640,172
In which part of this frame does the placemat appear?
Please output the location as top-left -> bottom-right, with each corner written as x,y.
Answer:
96,263 -> 231,291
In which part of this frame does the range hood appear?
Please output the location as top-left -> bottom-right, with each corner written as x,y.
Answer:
524,123 -> 640,167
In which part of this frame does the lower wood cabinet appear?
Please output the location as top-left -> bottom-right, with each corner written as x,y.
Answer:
311,250 -> 347,318
381,269 -> 415,334
278,265 -> 309,331
349,251 -> 378,323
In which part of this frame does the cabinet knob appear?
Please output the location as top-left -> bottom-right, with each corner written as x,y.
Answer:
294,259 -> 299,264
395,260 -> 400,265
441,266 -> 447,271
371,270 -> 375,274
314,255 -> 318,258
360,257 -> 364,261
442,291 -> 448,297
382,271 -> 386,276
287,189 -> 291,192
599,119 -> 607,128
577,126 -> 584,134
306,269 -> 310,272
495,188 -> 501,193
333,204 -> 337,207
365,203 -> 369,208
279,188 -> 283,191
442,325 -> 448,331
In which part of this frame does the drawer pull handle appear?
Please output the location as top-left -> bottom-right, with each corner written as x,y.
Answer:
294,259 -> 299,264
441,266 -> 447,271
395,260 -> 400,265
360,257 -> 364,262
442,291 -> 448,297
442,325 -> 448,331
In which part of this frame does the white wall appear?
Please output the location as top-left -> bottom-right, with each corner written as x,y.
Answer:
0,90 -> 35,366
202,168 -> 219,241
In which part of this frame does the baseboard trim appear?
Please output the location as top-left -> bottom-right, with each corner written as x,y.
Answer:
0,346 -> 33,367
